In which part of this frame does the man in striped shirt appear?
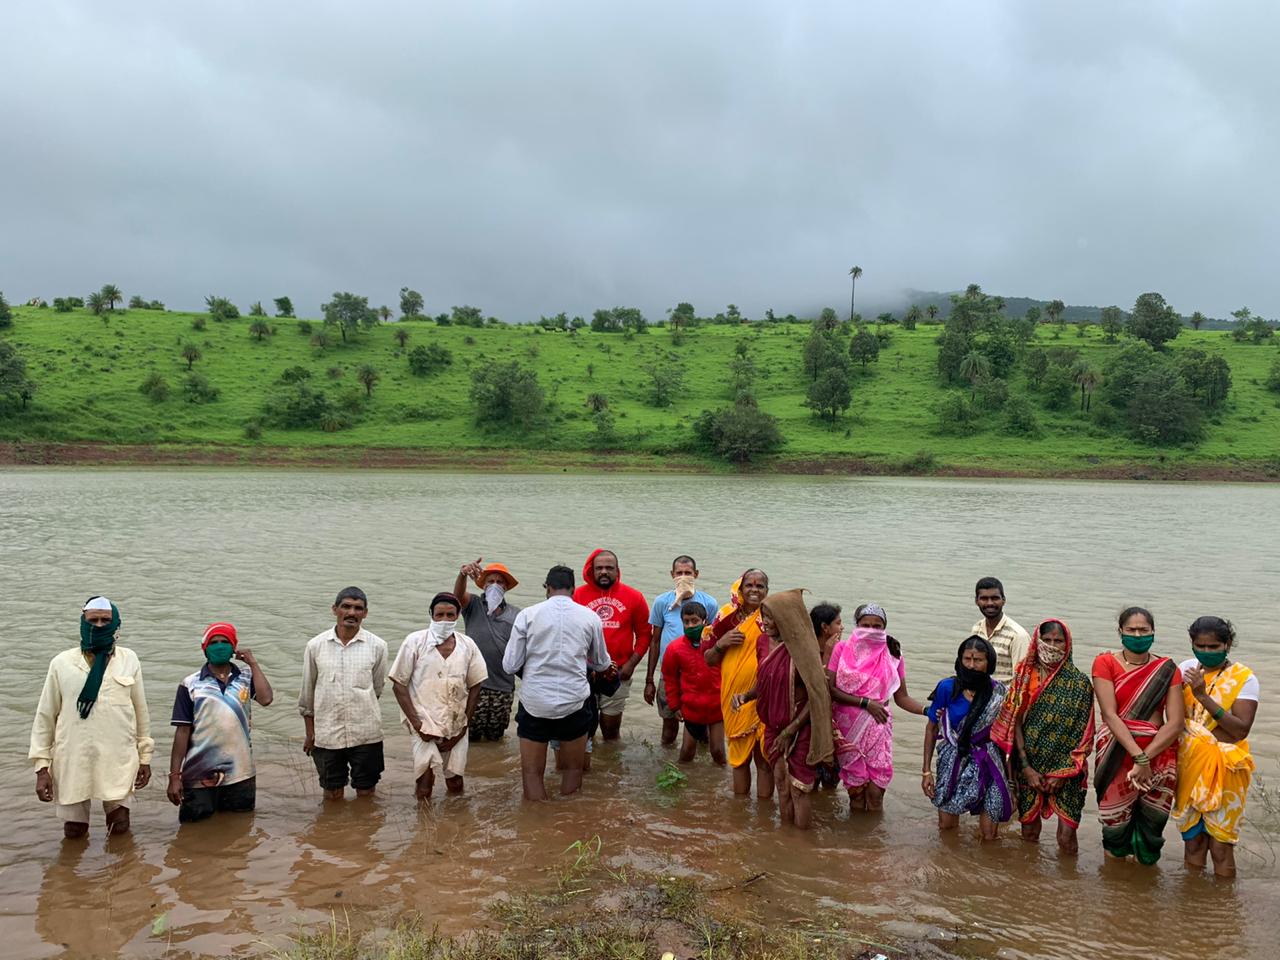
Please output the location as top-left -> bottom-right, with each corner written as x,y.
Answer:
299,587 -> 388,799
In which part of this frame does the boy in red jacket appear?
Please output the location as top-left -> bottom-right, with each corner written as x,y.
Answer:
661,601 -> 725,764
574,549 -> 650,740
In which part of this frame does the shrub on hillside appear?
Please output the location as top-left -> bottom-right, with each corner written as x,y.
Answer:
0,291 -> 11,329
643,359 -> 684,407
936,393 -> 979,435
975,377 -> 1009,411
692,399 -> 784,463
182,373 -> 219,404
262,381 -> 346,429
408,343 -> 452,376
278,366 -> 312,383
1002,395 -> 1042,437
138,372 -> 170,402
469,361 -> 544,428
1267,354 -> 1280,394
1125,367 -> 1203,445
1177,349 -> 1232,409
1040,365 -> 1075,411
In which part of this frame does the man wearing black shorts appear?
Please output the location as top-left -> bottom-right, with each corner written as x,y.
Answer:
502,565 -> 615,800
298,587 -> 388,799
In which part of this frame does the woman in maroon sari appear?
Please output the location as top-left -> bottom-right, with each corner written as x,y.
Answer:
1092,606 -> 1185,865
734,589 -> 834,829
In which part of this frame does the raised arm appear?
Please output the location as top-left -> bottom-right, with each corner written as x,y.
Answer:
454,557 -> 483,611
238,648 -> 273,706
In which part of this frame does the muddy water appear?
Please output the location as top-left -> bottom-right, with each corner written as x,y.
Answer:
0,469 -> 1276,959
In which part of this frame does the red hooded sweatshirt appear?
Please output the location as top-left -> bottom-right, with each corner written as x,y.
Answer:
573,549 -> 650,667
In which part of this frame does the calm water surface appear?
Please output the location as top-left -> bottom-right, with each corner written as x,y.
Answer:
1,470 -> 1276,959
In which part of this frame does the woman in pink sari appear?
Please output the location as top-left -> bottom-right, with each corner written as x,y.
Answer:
826,604 -> 926,811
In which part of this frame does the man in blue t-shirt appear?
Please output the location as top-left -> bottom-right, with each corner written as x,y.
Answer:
643,555 -> 718,747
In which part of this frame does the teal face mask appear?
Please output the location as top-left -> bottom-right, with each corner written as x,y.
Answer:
206,640 -> 235,666
1193,648 -> 1228,668
684,623 -> 706,647
1121,634 -> 1155,654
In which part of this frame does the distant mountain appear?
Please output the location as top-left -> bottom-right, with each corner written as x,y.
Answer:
896,289 -> 1242,329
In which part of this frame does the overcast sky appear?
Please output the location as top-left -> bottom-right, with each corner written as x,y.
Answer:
3,1 -> 1276,320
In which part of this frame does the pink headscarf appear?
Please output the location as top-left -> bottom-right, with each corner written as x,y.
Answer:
834,628 -> 901,702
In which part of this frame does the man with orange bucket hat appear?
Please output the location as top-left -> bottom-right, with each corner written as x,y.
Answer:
166,622 -> 275,822
453,559 -> 522,741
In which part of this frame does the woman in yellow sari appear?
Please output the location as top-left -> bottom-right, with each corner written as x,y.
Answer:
705,570 -> 773,798
1174,616 -> 1259,878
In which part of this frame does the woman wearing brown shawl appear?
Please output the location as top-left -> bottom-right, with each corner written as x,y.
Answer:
733,589 -> 834,829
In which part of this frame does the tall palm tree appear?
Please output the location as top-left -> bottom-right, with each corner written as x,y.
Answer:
848,266 -> 863,322
1072,360 -> 1100,412
959,350 -> 991,399
87,291 -> 106,315
926,304 -> 939,323
100,284 -> 122,311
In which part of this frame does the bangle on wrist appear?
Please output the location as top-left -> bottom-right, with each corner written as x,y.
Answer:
1212,705 -> 1226,720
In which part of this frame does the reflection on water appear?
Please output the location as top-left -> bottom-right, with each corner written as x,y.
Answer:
0,470 -> 1277,959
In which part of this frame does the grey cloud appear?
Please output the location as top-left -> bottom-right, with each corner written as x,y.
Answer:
2,1 -> 1276,320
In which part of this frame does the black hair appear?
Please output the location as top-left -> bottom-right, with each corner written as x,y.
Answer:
671,555 -> 698,572
334,586 -> 368,607
974,577 -> 1005,598
680,600 -> 708,621
809,602 -> 842,637
429,592 -> 460,615
1188,615 -> 1235,646
952,635 -> 997,755
1118,606 -> 1155,630
545,565 -> 575,592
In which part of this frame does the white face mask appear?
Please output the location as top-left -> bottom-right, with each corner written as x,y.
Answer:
484,583 -> 506,611
673,575 -> 695,596
1038,644 -> 1066,667
429,619 -> 457,640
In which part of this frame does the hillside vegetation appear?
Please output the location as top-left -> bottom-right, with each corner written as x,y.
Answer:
1,293 -> 1278,476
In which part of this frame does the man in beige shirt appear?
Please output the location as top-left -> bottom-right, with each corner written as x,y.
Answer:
299,586 -> 388,800
29,597 -> 154,837
390,592 -> 488,800
971,576 -> 1031,684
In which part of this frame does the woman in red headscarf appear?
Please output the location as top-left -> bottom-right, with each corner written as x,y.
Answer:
166,623 -> 274,821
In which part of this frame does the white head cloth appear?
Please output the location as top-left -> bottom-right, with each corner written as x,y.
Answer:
83,596 -> 113,612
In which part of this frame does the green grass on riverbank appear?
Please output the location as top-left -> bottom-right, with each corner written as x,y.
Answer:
3,305 -> 1279,476
271,841 -> 941,960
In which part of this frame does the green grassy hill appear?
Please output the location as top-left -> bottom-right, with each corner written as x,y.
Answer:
2,305 -> 1278,476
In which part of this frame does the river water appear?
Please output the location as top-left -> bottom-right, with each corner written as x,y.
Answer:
0,469 -> 1276,959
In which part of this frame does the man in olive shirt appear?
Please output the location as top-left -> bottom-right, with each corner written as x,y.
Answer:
453,558 -> 521,741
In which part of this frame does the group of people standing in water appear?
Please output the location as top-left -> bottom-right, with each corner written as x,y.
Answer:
29,552 -> 1259,879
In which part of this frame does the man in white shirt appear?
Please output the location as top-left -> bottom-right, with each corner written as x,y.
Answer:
503,565 -> 616,801
971,576 -> 1031,684
299,586 -> 388,800
390,592 -> 488,799
30,596 -> 154,837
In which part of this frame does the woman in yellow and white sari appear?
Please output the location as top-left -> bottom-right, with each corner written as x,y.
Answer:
1174,616 -> 1259,878
705,570 -> 774,799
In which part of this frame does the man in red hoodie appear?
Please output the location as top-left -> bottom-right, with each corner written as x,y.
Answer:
574,549 -> 649,740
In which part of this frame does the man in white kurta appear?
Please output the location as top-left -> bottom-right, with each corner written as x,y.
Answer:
389,592 -> 488,798
29,597 -> 154,837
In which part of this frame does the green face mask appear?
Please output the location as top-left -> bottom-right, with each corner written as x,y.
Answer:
1121,634 -> 1155,654
684,624 -> 706,647
206,640 -> 235,666
1193,648 -> 1228,668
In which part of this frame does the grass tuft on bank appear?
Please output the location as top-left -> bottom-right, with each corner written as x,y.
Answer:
270,839 -> 943,960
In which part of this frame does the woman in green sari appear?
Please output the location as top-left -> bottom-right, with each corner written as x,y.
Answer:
992,619 -> 1095,855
